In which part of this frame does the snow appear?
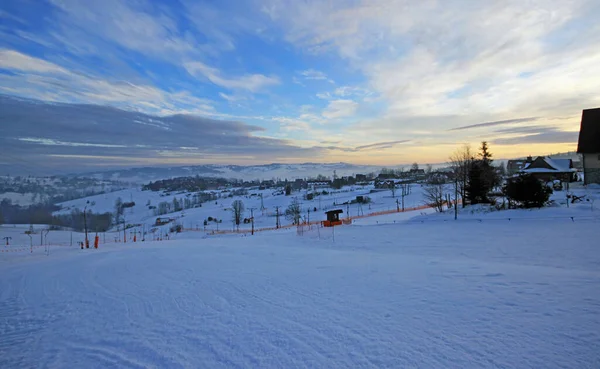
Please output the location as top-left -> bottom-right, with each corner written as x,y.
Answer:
0,192 -> 37,206
53,184 -> 431,234
1,206 -> 600,368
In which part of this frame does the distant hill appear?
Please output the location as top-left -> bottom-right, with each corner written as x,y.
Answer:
69,163 -> 388,183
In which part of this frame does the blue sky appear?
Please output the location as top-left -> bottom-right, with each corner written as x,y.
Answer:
1,0 -> 599,172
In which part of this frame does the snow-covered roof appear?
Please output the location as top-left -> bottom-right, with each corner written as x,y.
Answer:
547,158 -> 572,171
521,156 -> 575,174
522,168 -> 565,173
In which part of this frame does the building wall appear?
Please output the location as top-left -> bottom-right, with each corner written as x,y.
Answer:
583,153 -> 600,184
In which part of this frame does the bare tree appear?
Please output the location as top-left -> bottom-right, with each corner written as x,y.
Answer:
231,200 -> 245,230
449,144 -> 473,208
389,180 -> 396,198
285,197 -> 302,225
400,182 -> 411,211
411,162 -> 419,171
423,180 -> 445,212
114,197 -> 123,224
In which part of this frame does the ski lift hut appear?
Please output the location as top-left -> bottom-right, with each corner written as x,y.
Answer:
323,209 -> 343,227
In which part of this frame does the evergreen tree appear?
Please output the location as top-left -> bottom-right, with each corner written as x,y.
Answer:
466,142 -> 499,204
503,175 -> 552,208
466,161 -> 488,204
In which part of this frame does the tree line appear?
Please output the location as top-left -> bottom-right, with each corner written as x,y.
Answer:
0,199 -> 112,232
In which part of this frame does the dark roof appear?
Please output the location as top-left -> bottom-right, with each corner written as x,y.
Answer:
325,209 -> 343,215
577,108 -> 600,153
522,157 -> 574,173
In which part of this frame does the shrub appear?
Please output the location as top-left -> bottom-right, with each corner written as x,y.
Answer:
503,174 -> 553,208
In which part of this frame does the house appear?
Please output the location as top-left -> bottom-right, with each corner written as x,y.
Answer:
507,156 -> 534,175
307,180 -> 331,188
520,156 -> 577,182
577,108 -> 600,185
355,174 -> 367,181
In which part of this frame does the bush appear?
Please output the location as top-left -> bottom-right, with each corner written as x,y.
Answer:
503,175 -> 552,208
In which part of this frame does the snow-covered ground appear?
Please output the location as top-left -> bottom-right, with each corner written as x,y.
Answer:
54,184 -> 432,234
1,202 -> 600,368
0,192 -> 37,206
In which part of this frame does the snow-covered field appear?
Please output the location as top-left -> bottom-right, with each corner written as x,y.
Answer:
54,184 -> 432,234
1,204 -> 599,368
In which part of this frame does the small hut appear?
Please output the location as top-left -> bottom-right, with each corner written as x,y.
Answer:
323,209 -> 343,227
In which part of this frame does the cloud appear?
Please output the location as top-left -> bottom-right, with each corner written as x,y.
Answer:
265,0 -> 600,131
219,92 -> 245,103
334,86 -> 371,98
492,128 -> 578,145
315,139 -> 410,153
47,0 -> 199,59
0,95 -> 320,171
298,69 -> 334,83
355,140 -> 410,151
317,85 -> 372,100
0,50 -> 215,116
185,61 -> 280,92
272,117 -> 313,132
448,117 -> 540,131
0,49 -> 68,74
322,99 -> 358,119
299,69 -> 327,80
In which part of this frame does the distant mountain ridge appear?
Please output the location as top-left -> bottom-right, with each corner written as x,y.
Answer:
70,162 -> 387,183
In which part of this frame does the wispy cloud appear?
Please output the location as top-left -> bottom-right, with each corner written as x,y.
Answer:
322,99 -> 358,119
448,117 -> 540,131
0,50 -> 215,116
0,49 -> 68,73
355,140 -> 410,151
492,128 -> 578,145
316,139 -> 410,153
219,92 -> 246,103
317,85 -> 371,100
298,68 -> 334,83
47,0 -> 198,59
185,61 -> 280,92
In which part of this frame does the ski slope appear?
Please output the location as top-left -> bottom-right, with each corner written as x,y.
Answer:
54,183 -> 433,234
1,214 -> 599,368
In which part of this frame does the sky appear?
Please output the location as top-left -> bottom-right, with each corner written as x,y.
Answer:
1,0 -> 599,173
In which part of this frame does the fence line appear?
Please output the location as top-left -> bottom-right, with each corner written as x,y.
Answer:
182,203 -> 436,236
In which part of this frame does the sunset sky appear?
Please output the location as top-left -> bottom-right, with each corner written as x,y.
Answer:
1,0 -> 599,172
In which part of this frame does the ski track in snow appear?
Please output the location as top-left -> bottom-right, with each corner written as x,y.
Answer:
1,221 -> 600,368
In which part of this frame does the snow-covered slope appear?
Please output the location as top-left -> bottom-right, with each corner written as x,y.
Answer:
1,212 -> 599,368
54,183 -> 431,233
